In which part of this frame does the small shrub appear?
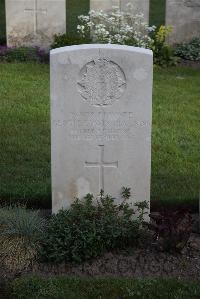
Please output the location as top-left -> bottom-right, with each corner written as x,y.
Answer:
175,38 -> 200,61
151,25 -> 178,66
51,34 -> 91,49
149,209 -> 193,252
40,189 -> 149,264
0,205 -> 46,273
0,46 -> 49,63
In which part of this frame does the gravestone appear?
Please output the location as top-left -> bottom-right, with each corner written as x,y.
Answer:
51,44 -> 153,214
166,0 -> 200,44
6,0 -> 66,48
90,0 -> 149,23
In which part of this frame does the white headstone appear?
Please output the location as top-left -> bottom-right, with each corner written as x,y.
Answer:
166,0 -> 200,44
90,0 -> 149,23
6,0 -> 66,48
51,44 -> 153,214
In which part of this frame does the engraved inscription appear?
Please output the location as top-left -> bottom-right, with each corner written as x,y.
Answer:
85,145 -> 118,191
67,112 -> 134,141
184,0 -> 200,7
52,112 -> 150,141
78,58 -> 126,106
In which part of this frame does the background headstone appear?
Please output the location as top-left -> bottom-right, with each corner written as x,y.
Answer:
166,0 -> 200,44
90,0 -> 149,23
51,44 -> 153,214
6,0 -> 66,48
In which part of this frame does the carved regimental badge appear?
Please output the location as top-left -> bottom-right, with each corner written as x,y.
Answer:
78,58 -> 126,106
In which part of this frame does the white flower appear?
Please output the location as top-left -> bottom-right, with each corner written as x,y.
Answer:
77,8 -> 154,49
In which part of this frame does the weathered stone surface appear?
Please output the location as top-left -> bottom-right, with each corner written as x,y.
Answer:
90,0 -> 119,12
51,44 -> 153,214
90,0 -> 149,22
166,0 -> 200,44
6,0 -> 66,48
120,0 -> 149,22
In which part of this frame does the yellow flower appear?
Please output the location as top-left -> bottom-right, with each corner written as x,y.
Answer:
156,25 -> 172,43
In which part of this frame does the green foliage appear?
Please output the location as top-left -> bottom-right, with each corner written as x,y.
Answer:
40,190 -> 148,264
151,26 -> 178,66
0,205 -> 45,243
175,38 -> 200,61
153,44 -> 178,67
0,205 -> 46,273
0,46 -> 49,63
121,187 -> 131,200
51,33 -> 91,49
149,209 -> 193,252
9,276 -> 200,299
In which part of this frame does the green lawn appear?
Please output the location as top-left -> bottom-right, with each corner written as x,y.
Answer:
0,63 -> 199,209
0,63 -> 50,207
9,276 -> 200,299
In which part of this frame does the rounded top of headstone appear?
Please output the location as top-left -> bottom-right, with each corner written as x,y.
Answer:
50,44 -> 153,56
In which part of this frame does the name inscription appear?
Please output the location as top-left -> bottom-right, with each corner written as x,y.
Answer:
53,112 -> 150,141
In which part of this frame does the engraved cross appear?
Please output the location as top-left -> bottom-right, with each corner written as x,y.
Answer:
85,145 -> 118,192
24,0 -> 47,34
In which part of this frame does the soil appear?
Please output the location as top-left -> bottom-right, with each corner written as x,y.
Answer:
179,59 -> 200,69
0,233 -> 199,298
30,233 -> 200,281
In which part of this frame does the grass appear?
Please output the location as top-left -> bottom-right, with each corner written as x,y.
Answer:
0,63 -> 199,210
9,276 -> 200,299
0,63 -> 50,207
151,67 -> 200,210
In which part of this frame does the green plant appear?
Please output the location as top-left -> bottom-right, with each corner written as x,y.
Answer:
40,189 -> 148,264
175,38 -> 200,61
0,46 -> 49,63
151,25 -> 178,66
50,33 -> 91,49
149,209 -> 193,252
77,7 -> 155,48
0,205 -> 46,273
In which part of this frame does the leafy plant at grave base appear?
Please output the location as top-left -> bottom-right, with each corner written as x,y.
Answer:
175,38 -> 200,61
0,46 -> 49,63
0,205 -> 46,274
151,25 -> 178,66
39,188 -> 149,264
50,33 -> 91,49
149,208 -> 193,252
